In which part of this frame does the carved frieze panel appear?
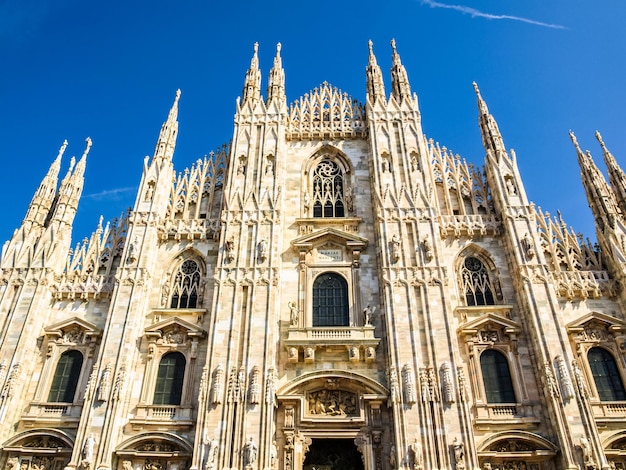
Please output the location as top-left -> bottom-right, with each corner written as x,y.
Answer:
304,389 -> 360,419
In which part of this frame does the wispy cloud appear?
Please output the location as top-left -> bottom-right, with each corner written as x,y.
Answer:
420,0 -> 565,29
84,187 -> 136,201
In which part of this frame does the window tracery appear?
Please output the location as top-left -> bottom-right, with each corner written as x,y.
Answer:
166,259 -> 203,309
460,256 -> 499,306
312,160 -> 345,218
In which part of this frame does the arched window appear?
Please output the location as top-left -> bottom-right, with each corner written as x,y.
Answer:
312,273 -> 349,326
170,260 -> 201,308
312,159 -> 345,218
588,347 -> 626,401
461,256 -> 496,306
480,349 -> 516,403
47,350 -> 83,403
153,352 -> 186,405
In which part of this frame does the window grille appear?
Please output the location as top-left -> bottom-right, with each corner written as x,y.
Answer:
153,352 -> 186,405
48,350 -> 83,403
588,347 -> 626,401
480,349 -> 516,403
312,273 -> 349,326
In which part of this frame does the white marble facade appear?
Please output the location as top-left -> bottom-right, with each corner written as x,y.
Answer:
1,41 -> 626,470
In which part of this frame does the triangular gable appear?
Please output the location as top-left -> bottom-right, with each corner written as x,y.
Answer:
292,227 -> 368,252
44,317 -> 101,341
144,316 -> 206,341
566,311 -> 626,336
458,311 -> 521,337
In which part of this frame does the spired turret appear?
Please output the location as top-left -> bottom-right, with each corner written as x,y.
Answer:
1,139 -> 90,270
597,131 -> 626,216
365,40 -> 386,105
22,140 -> 66,232
389,39 -> 412,104
47,137 -> 91,230
473,82 -> 507,159
241,42 -> 261,105
134,90 -> 181,216
266,43 -> 285,107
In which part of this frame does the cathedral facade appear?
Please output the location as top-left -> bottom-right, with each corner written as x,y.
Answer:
1,40 -> 626,470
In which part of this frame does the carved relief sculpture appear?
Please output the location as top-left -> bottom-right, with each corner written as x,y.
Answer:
249,365 -> 261,404
402,364 -> 417,404
210,364 -> 224,405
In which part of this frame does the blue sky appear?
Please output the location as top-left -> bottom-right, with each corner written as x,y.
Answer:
1,1 -> 625,245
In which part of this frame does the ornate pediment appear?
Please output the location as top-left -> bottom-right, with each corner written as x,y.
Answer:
458,311 -> 521,343
292,227 -> 367,252
566,311 -> 626,341
144,317 -> 206,343
44,317 -> 101,343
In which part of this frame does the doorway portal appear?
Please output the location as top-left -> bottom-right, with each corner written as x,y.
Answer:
303,438 -> 364,470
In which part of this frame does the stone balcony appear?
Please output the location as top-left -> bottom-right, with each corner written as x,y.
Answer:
284,326 -> 380,363
21,402 -> 82,427
129,404 -> 194,429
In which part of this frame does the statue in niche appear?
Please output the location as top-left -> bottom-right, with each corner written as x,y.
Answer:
244,437 -> 257,466
237,158 -> 246,175
257,239 -> 268,262
362,305 -> 376,325
81,434 -> 96,468
410,439 -> 423,470
288,301 -> 299,326
389,445 -> 397,469
391,235 -> 401,262
521,232 -> 535,259
382,157 -> 390,173
506,178 -> 517,196
422,235 -> 433,261
411,155 -> 419,172
452,437 -> 465,470
225,237 -> 235,262
303,191 -> 310,210
344,186 -> 354,212
265,158 -> 274,175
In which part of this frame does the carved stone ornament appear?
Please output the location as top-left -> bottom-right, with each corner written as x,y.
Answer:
402,364 -> 417,405
306,389 -> 358,417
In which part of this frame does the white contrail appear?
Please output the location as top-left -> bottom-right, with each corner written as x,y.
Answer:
84,187 -> 136,201
420,0 -> 565,29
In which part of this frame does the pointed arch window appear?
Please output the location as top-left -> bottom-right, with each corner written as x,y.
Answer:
153,352 -> 186,405
461,257 -> 496,306
170,260 -> 201,308
313,273 -> 349,326
480,349 -> 516,403
47,350 -> 83,403
588,347 -> 626,401
312,159 -> 345,218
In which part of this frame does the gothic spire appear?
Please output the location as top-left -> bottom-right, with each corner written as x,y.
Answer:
366,40 -> 386,104
473,82 -> 506,158
242,42 -> 261,104
389,39 -> 411,103
49,137 -> 92,227
596,131 -> 626,216
266,42 -> 285,106
153,89 -> 181,162
570,131 -> 620,232
23,140 -> 67,228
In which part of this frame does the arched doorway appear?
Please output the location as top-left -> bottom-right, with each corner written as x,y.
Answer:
303,439 -> 364,470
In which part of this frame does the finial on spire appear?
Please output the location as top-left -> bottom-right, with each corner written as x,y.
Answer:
82,137 -> 92,159
595,130 -> 607,151
473,81 -> 489,115
276,42 -> 281,54
569,130 -> 583,155
58,140 -> 68,158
